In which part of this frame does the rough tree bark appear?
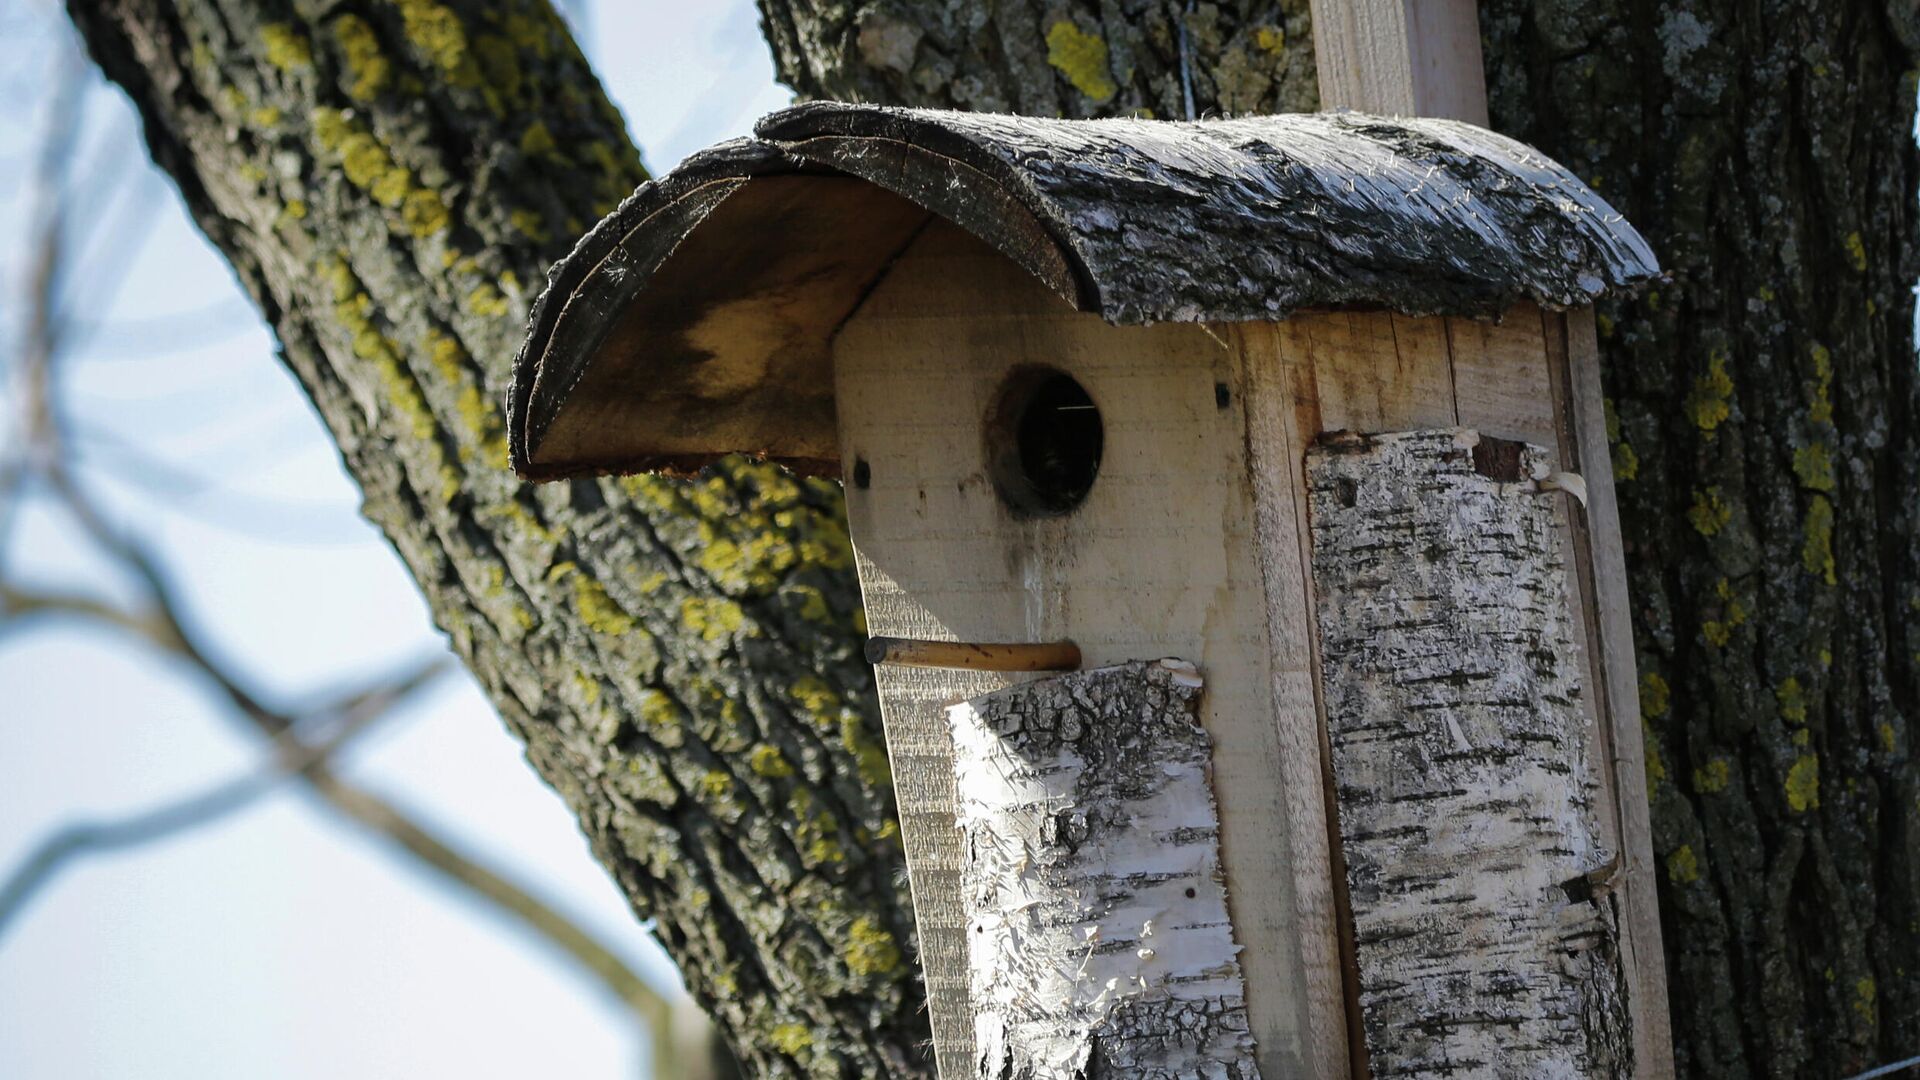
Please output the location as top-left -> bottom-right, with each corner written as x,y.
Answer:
70,0 -> 1920,1075
63,2 -> 923,1075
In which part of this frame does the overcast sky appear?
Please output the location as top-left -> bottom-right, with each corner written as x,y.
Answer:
0,3 -> 792,1077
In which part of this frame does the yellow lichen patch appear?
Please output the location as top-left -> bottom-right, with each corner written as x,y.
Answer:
786,584 -> 832,624
1809,343 -> 1835,425
700,770 -> 734,798
250,106 -> 283,128
1688,487 -> 1732,537
519,120 -> 559,158
1702,577 -> 1748,647
395,0 -> 472,78
332,14 -> 391,100
681,596 -> 746,642
1803,495 -> 1837,584
456,393 -> 505,466
1855,976 -> 1877,1027
1693,758 -> 1731,795
844,916 -> 903,978
467,283 -> 510,318
570,670 -> 601,707
750,744 -> 795,779
1793,443 -> 1836,493
638,688 -> 682,742
1641,672 -> 1671,719
1684,352 -> 1734,435
1785,754 -> 1821,812
320,256 -> 440,445
788,789 -> 845,867
401,189 -> 449,237
509,208 -> 547,241
1776,678 -> 1808,724
1666,844 -> 1700,885
549,561 -> 637,636
1612,441 -> 1640,482
1882,723 -> 1899,754
1845,231 -> 1868,273
1254,25 -> 1286,53
262,24 -> 313,71
789,676 -> 839,724
769,1024 -> 811,1057
842,716 -> 892,788
1046,20 -> 1118,102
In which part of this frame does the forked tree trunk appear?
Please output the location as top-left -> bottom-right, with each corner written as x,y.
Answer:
71,0 -> 1920,1074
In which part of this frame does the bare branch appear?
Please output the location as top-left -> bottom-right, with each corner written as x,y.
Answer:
0,655 -> 446,937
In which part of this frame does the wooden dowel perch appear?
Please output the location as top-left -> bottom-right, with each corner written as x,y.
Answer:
864,636 -> 1082,672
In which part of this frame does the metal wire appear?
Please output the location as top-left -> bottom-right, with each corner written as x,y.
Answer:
1847,1053 -> 1920,1080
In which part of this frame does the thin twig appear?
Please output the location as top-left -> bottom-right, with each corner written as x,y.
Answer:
0,657 -> 447,936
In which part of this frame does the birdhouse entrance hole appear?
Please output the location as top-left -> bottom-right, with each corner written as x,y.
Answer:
985,367 -> 1103,518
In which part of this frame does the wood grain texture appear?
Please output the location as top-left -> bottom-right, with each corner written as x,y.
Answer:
951,660 -> 1259,1080
1309,0 -> 1489,123
836,222 -> 1335,1078
1308,428 -> 1630,1078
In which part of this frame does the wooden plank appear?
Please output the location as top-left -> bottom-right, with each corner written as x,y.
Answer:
835,221 -> 1338,1078
1308,429 -> 1631,1077
950,660 -> 1259,1079
1555,309 -> 1678,1079
1309,0 -> 1489,124
1446,306 -> 1558,447
1282,310 -> 1459,434
1238,321 -> 1364,1079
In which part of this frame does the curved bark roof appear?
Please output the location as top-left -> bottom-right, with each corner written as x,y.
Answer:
511,104 -> 1657,480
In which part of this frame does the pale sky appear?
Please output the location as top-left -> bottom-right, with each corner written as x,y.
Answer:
0,3 -> 793,1077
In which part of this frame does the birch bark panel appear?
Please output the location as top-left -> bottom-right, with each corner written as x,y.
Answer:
1306,428 -> 1630,1079
835,222 -> 1333,1078
950,660 -> 1260,1080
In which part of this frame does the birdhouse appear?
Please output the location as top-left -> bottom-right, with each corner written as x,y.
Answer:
511,103 -> 1668,1079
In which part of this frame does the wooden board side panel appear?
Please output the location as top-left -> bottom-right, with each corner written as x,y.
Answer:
1557,309 -> 1677,1078
834,221 -> 1337,1079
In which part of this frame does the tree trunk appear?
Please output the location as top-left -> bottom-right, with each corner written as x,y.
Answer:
72,0 -> 1920,1075
1478,4 -> 1920,1075
63,2 -> 923,1075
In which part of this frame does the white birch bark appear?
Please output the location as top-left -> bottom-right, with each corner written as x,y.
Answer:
948,659 -> 1261,1080
1306,428 -> 1630,1079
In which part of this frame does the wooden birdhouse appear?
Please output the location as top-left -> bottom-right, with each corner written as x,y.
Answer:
510,102 -> 1671,1079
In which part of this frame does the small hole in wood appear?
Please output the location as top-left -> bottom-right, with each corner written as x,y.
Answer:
1214,382 -> 1231,409
852,458 -> 872,489
985,367 -> 1103,518
1184,886 -> 1197,899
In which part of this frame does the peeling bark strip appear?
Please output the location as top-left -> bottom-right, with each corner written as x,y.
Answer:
947,660 -> 1261,1080
1306,429 -> 1630,1078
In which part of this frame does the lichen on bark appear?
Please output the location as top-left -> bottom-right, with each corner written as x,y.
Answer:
65,1 -> 924,1074
1482,1 -> 1920,1074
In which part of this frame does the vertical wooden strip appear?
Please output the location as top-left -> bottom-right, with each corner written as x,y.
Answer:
952,660 -> 1261,1080
1239,322 -> 1362,1079
1309,0 -> 1488,123
1307,429 -> 1631,1078
1556,309 -> 1678,1078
